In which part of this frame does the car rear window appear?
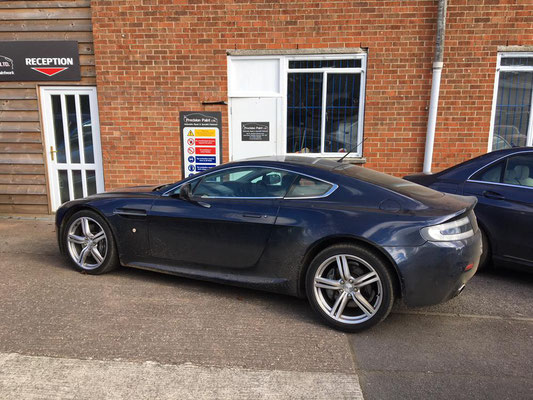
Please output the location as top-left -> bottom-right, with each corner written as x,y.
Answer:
333,164 -> 444,199
286,176 -> 333,198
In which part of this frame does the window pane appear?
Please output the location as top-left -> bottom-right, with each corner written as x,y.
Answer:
193,167 -> 296,198
472,161 -> 503,183
287,73 -> 323,153
325,73 -> 361,153
86,170 -> 97,195
500,57 -> 533,67
51,95 -> 66,163
503,154 -> 533,187
492,71 -> 533,150
80,95 -> 95,164
289,59 -> 362,69
72,170 -> 83,199
66,95 -> 80,163
286,176 -> 332,198
58,170 -> 70,204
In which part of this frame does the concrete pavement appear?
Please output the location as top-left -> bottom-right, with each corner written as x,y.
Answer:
0,218 -> 532,399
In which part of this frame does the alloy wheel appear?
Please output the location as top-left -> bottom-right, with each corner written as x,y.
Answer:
66,216 -> 108,270
313,254 -> 383,324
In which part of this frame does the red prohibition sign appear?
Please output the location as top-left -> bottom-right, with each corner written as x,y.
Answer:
187,147 -> 195,154
187,138 -> 194,146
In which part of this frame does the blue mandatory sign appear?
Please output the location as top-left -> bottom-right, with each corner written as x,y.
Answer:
195,156 -> 216,163
195,165 -> 215,172
188,156 -> 195,163
188,173 -> 195,177
188,165 -> 195,172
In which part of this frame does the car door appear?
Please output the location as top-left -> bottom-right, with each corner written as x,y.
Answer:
464,152 -> 533,264
148,166 -> 297,270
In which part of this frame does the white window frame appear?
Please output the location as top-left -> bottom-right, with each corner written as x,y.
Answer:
227,53 -> 367,158
488,52 -> 533,152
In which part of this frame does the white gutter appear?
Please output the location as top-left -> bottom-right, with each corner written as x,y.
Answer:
423,0 -> 448,174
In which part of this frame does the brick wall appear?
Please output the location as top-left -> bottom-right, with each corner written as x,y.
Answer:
91,0 -> 533,189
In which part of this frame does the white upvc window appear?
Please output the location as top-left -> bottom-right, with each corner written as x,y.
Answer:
284,55 -> 367,157
489,52 -> 533,151
227,53 -> 367,159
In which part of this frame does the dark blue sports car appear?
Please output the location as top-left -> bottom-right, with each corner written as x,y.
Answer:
405,147 -> 533,271
56,157 -> 482,331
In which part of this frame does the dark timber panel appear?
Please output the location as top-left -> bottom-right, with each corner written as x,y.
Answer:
0,1 -> 95,214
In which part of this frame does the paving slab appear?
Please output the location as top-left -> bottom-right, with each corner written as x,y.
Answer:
0,352 -> 363,400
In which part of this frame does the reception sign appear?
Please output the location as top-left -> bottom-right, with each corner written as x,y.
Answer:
180,111 -> 222,178
0,41 -> 81,81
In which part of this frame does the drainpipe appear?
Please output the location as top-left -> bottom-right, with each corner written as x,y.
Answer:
423,0 -> 447,174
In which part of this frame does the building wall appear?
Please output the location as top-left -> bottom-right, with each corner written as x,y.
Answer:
0,0 -> 96,214
91,0 -> 533,190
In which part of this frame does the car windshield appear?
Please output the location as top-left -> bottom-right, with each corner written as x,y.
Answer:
333,164 -> 444,199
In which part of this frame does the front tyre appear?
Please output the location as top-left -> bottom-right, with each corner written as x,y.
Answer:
306,244 -> 395,332
61,210 -> 119,275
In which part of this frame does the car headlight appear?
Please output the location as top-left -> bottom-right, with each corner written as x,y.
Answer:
420,216 -> 474,241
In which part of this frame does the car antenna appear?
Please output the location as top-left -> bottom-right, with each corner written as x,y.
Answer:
337,136 -> 369,163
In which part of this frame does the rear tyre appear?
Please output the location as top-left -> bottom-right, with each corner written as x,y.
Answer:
477,228 -> 491,271
306,244 -> 395,332
61,209 -> 119,275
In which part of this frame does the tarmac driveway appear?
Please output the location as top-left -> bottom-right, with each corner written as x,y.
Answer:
0,218 -> 531,399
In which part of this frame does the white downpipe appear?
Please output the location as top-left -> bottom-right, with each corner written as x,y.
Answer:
423,61 -> 443,174
423,0 -> 447,174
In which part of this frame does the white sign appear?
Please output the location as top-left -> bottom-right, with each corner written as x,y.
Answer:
180,112 -> 222,178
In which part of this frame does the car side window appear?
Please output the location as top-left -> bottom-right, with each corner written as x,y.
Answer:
192,167 -> 297,198
472,161 -> 504,183
286,176 -> 333,198
503,154 -> 533,188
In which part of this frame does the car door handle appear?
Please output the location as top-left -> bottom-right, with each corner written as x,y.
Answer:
242,213 -> 264,219
113,208 -> 147,217
482,190 -> 505,200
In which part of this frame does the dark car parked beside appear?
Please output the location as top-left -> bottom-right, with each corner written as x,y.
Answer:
56,157 -> 482,331
405,148 -> 533,271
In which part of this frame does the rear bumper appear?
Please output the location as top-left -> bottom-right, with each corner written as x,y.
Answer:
384,229 -> 482,307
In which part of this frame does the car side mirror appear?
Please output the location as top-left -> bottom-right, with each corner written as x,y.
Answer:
176,183 -> 211,208
179,183 -> 192,201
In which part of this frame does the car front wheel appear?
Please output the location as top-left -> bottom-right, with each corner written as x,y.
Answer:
306,244 -> 395,332
61,210 -> 119,274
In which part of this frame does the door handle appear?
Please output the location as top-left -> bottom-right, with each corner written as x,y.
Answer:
482,190 -> 505,200
242,213 -> 264,219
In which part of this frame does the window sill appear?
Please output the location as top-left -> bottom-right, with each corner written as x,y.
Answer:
332,156 -> 366,164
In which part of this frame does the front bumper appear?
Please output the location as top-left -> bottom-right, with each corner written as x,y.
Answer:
384,229 -> 482,307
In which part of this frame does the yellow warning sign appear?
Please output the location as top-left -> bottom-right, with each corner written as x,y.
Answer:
187,130 -> 194,136
195,129 -> 216,137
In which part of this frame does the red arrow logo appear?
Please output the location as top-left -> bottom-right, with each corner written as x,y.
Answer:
31,67 -> 68,77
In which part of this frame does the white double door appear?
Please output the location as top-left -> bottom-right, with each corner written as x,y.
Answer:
40,87 -> 104,211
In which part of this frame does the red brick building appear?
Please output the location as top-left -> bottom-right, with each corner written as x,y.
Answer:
0,0 -> 532,213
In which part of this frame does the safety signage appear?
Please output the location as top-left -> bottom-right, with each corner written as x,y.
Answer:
180,111 -> 222,178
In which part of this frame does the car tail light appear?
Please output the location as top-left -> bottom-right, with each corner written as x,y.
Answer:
420,215 -> 475,242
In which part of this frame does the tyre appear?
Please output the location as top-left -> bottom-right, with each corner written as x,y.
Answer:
306,244 -> 395,332
61,209 -> 119,275
477,228 -> 491,271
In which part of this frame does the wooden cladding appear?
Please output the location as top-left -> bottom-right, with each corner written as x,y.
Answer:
0,0 -> 95,214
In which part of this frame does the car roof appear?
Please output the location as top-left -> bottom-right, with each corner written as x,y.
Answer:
236,155 -> 344,172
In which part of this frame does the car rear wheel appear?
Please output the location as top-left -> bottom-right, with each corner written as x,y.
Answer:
61,210 -> 119,275
477,228 -> 491,271
306,244 -> 395,332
